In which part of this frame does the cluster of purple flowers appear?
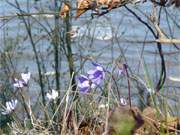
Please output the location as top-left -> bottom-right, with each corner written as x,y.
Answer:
78,62 -> 105,94
0,62 -> 128,115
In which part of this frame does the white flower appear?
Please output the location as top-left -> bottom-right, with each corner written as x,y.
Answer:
147,88 -> 155,94
98,103 -> 108,109
13,72 -> 31,88
46,89 -> 58,101
21,72 -> 31,84
120,97 -> 127,106
1,99 -> 18,115
13,78 -> 24,88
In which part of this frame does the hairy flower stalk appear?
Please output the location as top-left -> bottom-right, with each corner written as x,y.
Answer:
124,63 -> 132,108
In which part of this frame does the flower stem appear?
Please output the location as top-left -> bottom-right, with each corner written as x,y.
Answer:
124,64 -> 131,108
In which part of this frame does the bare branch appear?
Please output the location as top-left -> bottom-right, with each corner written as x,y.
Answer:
156,38 -> 180,44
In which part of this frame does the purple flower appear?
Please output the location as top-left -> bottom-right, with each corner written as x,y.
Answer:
87,62 -> 105,85
78,62 -> 105,94
13,72 -> 31,88
117,63 -> 127,76
78,75 -> 95,93
118,67 -> 125,76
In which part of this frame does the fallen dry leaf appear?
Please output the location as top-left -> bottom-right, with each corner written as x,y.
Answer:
60,2 -> 71,18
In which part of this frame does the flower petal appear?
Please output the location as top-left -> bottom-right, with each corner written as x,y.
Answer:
13,80 -> 24,88
91,83 -> 96,89
1,111 -> 8,115
6,102 -> 12,111
79,81 -> 90,89
1,99 -> 18,115
118,69 -> 124,76
46,93 -> 53,100
80,87 -> 90,93
92,77 -> 102,85
96,66 -> 104,71
92,62 -> 104,72
21,72 -> 31,84
147,88 -> 155,94
93,70 -> 103,78
52,89 -> 58,99
92,62 -> 100,67
13,100 -> 18,109
120,98 -> 127,106
78,75 -> 88,83
87,69 -> 96,75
